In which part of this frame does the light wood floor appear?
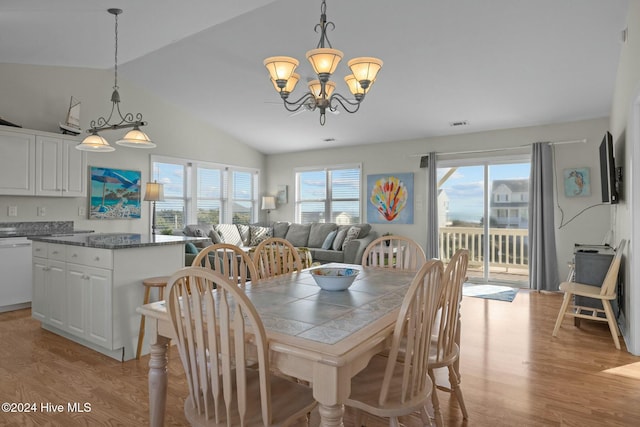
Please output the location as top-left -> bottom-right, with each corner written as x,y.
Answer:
2,290 -> 640,426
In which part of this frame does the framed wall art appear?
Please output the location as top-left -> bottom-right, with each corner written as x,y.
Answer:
563,167 -> 591,197
89,166 -> 141,219
277,184 -> 288,204
367,173 -> 414,224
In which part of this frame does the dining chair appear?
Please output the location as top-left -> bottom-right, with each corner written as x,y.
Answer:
428,248 -> 469,427
165,266 -> 317,426
191,243 -> 258,287
345,259 -> 444,427
552,239 -> 627,350
362,235 -> 427,272
252,237 -> 303,280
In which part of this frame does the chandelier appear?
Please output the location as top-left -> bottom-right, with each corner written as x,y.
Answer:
263,0 -> 383,125
76,8 -> 155,152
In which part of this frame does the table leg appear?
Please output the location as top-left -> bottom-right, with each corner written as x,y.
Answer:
148,335 -> 170,427
318,403 -> 345,427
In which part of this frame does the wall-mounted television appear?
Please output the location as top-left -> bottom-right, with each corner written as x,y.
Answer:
599,131 -> 618,204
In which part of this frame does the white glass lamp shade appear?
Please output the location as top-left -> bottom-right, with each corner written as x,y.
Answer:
76,132 -> 115,152
347,57 -> 383,85
308,80 -> 336,99
264,56 -> 299,83
306,48 -> 343,75
144,182 -> 164,202
261,196 -> 276,210
270,73 -> 300,93
116,127 -> 156,148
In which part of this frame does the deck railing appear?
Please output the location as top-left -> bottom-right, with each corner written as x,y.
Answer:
439,226 -> 528,271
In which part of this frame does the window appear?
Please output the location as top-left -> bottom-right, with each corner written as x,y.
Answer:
151,156 -> 258,231
295,165 -> 361,224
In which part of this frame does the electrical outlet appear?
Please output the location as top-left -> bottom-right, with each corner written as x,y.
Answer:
78,207 -> 86,217
8,206 -> 17,217
37,206 -> 46,217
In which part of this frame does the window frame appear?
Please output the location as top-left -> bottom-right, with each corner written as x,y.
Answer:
294,163 -> 362,224
151,155 -> 259,231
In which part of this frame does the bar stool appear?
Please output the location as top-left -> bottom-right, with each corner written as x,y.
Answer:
136,276 -> 169,360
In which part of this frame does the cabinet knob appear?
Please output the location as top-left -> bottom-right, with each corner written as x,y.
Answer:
71,253 -> 78,258
52,251 -> 58,254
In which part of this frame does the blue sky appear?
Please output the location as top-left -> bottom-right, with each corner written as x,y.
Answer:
438,163 -> 530,222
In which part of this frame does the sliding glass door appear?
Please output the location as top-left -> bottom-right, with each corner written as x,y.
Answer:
437,158 -> 530,285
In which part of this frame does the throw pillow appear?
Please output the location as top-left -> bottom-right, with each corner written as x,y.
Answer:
321,230 -> 337,250
341,226 -> 361,250
250,225 -> 272,246
209,229 -> 223,244
332,228 -> 348,251
236,224 -> 251,246
185,242 -> 199,254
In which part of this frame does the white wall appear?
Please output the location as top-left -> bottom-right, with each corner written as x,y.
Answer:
609,0 -> 640,354
0,63 -> 265,233
266,117 -> 612,281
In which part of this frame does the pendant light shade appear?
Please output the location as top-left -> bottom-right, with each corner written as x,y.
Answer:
116,126 -> 156,148
308,80 -> 336,99
347,57 -> 383,87
76,131 -> 115,152
271,73 -> 300,94
306,48 -> 343,75
264,56 -> 299,83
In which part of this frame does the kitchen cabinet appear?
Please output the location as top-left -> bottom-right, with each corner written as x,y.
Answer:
31,236 -> 186,361
0,125 -> 85,197
0,129 -> 35,195
36,135 -> 86,197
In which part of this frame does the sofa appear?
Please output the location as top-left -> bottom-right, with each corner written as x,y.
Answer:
180,221 -> 377,266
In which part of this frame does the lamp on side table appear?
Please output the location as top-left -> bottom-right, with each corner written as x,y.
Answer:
261,196 -> 276,223
144,181 -> 164,235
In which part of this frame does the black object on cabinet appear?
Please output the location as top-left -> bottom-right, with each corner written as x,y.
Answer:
574,251 -> 617,322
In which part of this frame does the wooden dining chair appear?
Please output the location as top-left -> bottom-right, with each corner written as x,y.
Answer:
345,259 -> 444,427
428,248 -> 469,427
166,267 -> 317,426
191,243 -> 258,286
362,235 -> 426,272
252,237 -> 303,280
553,239 -> 627,350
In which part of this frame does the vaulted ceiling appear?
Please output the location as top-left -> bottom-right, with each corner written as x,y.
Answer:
1,0 -> 629,154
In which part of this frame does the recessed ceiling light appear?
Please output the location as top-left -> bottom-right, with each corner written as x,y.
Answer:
449,120 -> 469,127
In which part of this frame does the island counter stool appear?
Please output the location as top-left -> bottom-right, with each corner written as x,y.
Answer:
136,276 -> 169,360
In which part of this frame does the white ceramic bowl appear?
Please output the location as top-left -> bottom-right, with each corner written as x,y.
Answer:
310,267 -> 359,291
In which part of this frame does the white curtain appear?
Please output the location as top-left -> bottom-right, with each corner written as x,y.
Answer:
426,152 -> 439,259
529,143 -> 559,291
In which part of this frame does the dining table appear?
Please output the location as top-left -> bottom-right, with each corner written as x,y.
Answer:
137,262 -> 417,427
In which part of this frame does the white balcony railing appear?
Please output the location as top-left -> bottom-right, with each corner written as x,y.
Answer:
439,226 -> 528,272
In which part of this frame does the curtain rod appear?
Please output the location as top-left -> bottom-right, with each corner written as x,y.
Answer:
409,138 -> 587,157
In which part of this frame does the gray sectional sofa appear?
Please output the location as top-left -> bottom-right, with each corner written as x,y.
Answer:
180,221 -> 377,266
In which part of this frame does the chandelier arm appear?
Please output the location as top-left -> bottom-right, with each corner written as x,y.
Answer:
329,93 -> 363,114
282,92 -> 317,112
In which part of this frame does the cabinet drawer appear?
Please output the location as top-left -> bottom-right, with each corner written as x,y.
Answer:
66,247 -> 113,270
32,241 -> 48,257
48,244 -> 66,261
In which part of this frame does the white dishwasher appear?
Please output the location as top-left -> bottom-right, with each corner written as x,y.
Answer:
0,237 -> 33,313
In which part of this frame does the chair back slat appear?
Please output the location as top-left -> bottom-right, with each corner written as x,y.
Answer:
362,235 -> 427,272
252,237 -> 303,280
166,267 -> 272,425
192,243 -> 258,286
600,239 -> 626,296
379,259 -> 444,406
434,249 -> 469,361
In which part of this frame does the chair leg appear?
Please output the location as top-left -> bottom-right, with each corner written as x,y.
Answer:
602,300 -> 622,350
428,369 -> 444,427
136,286 -> 152,359
448,365 -> 468,419
552,291 -> 572,337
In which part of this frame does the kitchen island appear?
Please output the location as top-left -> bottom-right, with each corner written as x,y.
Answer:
29,233 -> 204,361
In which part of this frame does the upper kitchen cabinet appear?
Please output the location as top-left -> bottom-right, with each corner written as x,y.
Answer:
35,136 -> 86,197
0,128 -> 36,195
0,125 -> 86,197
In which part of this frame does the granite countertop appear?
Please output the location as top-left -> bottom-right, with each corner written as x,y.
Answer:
28,233 -> 207,249
0,229 -> 94,239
